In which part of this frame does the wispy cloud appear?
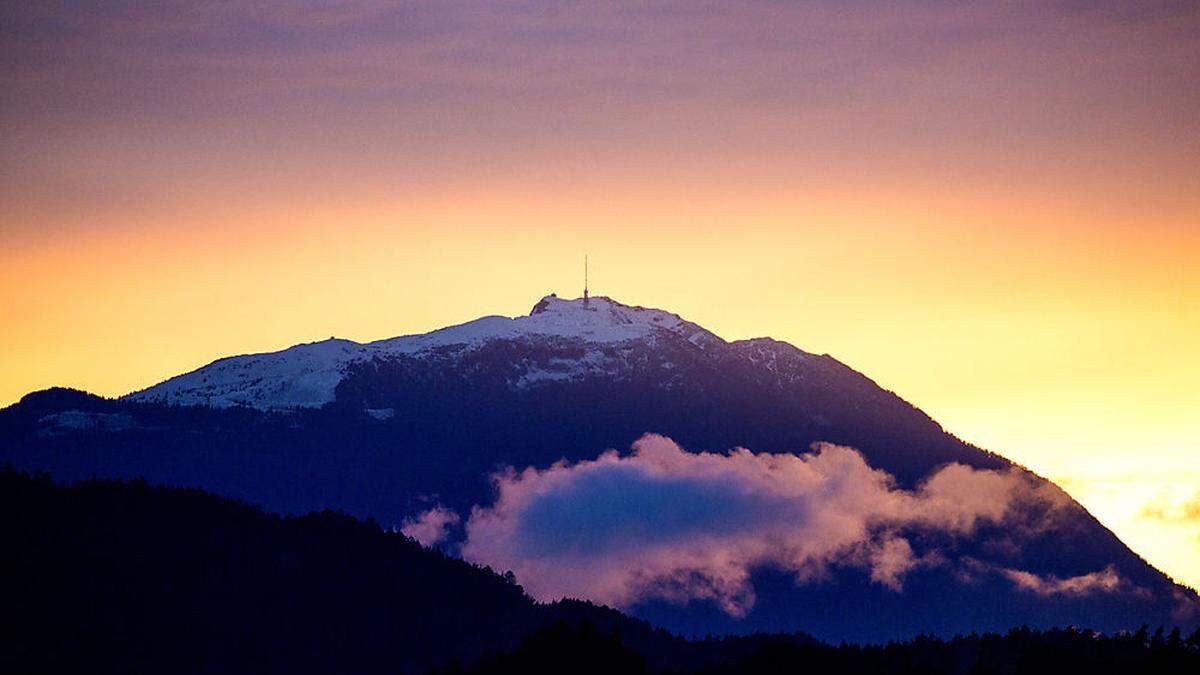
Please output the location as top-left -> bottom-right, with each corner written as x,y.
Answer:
400,505 -> 460,547
999,565 -> 1122,597
1140,492 -> 1200,523
5,1 -> 1196,121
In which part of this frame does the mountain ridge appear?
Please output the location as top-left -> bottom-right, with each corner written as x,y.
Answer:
123,295 -> 727,410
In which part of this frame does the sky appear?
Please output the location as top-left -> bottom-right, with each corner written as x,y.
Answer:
1,1 -> 1198,588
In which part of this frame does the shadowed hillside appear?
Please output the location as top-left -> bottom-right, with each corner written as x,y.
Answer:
1,466 -> 681,674
3,375 -> 1194,640
3,468 -> 1200,675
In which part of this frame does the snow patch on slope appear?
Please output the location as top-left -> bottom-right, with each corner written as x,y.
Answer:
38,410 -> 137,436
125,296 -> 718,410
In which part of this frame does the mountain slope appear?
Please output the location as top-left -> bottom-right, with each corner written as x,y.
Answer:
124,296 -> 716,410
2,295 -> 1196,640
1,467 -> 698,674
7,469 -> 1198,675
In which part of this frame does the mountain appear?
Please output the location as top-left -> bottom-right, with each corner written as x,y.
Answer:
8,469 -> 1199,675
0,467 -> 687,674
2,294 -> 1197,641
124,295 -> 718,411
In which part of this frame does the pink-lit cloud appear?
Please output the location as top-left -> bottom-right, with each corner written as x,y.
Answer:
999,565 -> 1122,597
400,505 -> 460,547
461,434 -> 1076,616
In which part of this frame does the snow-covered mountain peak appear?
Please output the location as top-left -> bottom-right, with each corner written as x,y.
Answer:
522,294 -> 701,341
363,294 -> 713,353
125,294 -> 722,410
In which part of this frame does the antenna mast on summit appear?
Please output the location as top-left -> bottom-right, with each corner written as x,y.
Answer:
583,255 -> 590,307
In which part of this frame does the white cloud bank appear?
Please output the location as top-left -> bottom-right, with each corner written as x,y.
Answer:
462,434 -> 1098,615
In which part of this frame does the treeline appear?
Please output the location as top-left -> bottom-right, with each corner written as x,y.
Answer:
444,620 -> 1200,674
2,467 -> 1198,675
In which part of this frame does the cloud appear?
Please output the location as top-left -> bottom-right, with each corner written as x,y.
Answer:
462,434 -> 1068,616
6,0 -> 1197,129
1140,492 -> 1200,523
999,565 -> 1122,597
400,506 -> 460,547
865,536 -> 917,590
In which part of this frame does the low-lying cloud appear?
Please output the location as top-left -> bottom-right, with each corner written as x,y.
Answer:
999,565 -> 1122,597
401,506 -> 460,547
462,434 -> 1077,615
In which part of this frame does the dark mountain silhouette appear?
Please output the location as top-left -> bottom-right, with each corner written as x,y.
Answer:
0,466 -> 688,674
3,468 -> 1199,675
1,295 -> 1196,640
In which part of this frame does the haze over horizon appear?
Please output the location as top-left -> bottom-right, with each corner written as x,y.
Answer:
2,1 -> 1198,592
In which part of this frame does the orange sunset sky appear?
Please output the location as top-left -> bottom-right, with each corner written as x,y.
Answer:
1,2 -> 1198,588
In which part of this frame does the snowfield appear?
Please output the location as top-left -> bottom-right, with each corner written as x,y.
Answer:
124,295 -> 724,410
